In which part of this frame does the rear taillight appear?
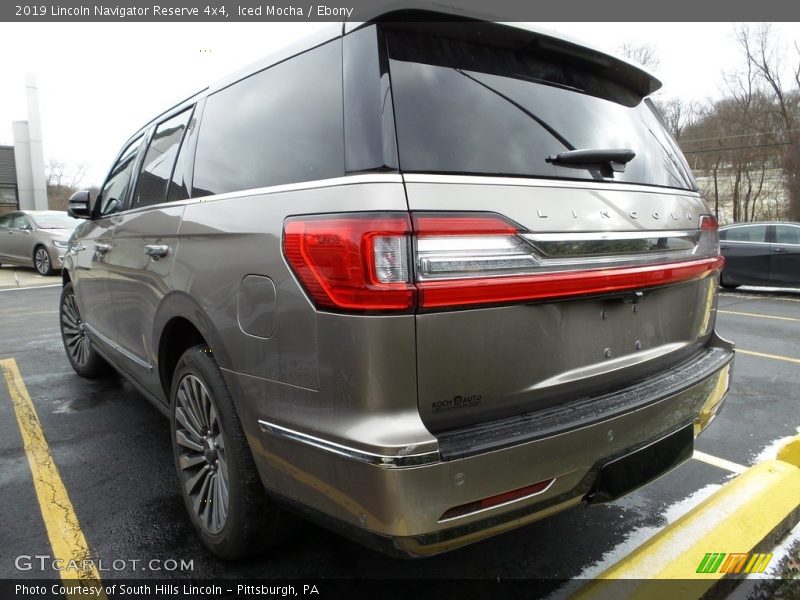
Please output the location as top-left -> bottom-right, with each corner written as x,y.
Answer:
283,214 -> 415,312
283,212 -> 725,313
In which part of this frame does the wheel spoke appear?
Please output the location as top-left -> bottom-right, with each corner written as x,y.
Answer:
186,463 -> 210,495
179,452 -> 206,470
176,407 -> 203,442
176,429 -> 203,452
182,381 -> 207,435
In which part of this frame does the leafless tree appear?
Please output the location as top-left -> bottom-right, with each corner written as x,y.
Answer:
736,24 -> 800,221
45,160 -> 88,210
618,43 -> 659,70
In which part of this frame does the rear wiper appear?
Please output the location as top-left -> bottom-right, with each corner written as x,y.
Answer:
547,148 -> 636,174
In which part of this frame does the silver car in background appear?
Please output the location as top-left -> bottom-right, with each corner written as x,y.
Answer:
60,13 -> 735,559
0,210 -> 79,275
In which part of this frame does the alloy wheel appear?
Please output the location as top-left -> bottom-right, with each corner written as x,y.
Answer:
174,374 -> 229,535
34,248 -> 50,275
61,292 -> 90,368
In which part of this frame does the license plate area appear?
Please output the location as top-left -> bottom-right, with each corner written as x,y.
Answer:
584,422 -> 694,504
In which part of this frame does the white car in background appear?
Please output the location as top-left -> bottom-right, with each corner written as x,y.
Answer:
0,210 -> 79,275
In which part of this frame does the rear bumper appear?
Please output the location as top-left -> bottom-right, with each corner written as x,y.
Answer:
244,339 -> 734,557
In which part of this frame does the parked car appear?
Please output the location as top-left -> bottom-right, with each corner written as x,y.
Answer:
59,13 -> 734,559
719,221 -> 800,289
0,210 -> 79,275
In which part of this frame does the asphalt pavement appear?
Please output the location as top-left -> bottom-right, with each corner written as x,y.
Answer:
0,284 -> 798,590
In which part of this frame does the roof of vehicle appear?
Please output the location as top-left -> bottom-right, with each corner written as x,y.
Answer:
19,210 -> 69,216
141,7 -> 661,137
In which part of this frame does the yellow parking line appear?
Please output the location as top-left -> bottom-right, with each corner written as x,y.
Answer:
692,450 -> 747,474
0,358 -> 106,600
737,349 -> 800,365
718,309 -> 800,323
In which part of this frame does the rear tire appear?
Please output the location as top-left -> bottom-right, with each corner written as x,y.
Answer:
170,345 -> 281,559
59,282 -> 112,378
33,245 -> 53,276
719,274 -> 739,289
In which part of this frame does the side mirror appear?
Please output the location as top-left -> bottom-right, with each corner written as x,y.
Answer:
68,190 -> 92,219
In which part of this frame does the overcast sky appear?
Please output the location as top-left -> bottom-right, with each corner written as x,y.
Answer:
1,21 -> 799,186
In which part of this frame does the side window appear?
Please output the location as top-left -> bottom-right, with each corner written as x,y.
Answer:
132,109 -> 193,209
11,214 -> 30,229
166,109 -> 197,202
775,225 -> 800,245
192,39 -> 344,197
98,136 -> 143,216
724,225 -> 767,243
0,214 -> 12,229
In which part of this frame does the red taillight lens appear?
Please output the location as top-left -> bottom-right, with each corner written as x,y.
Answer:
700,214 -> 719,230
283,213 -> 415,312
283,212 -> 725,313
439,478 -> 555,521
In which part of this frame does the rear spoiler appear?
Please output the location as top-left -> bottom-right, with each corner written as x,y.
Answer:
345,7 -> 662,100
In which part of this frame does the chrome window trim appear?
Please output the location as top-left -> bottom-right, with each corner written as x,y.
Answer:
108,174 -> 405,217
401,173 -> 702,197
258,420 -> 441,469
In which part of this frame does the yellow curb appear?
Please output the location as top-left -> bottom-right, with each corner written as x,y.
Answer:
777,434 -> 800,468
572,440 -> 800,600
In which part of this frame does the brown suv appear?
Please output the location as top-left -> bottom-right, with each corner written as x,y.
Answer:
60,14 -> 734,558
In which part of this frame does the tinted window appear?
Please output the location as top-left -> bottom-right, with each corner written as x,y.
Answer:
343,25 -> 398,173
167,109 -> 197,202
775,224 -> 800,245
192,40 -> 343,197
99,137 -> 143,216
133,109 -> 192,209
11,214 -> 30,229
386,30 -> 696,191
0,214 -> 10,229
724,225 -> 768,243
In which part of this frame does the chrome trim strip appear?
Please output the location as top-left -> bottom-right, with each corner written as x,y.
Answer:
110,174 -> 405,217
402,173 -> 701,197
196,174 -> 405,204
524,230 -> 697,242
84,322 -> 152,371
257,420 -> 441,468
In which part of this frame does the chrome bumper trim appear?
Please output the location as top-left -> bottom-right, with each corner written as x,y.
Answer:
257,420 -> 441,469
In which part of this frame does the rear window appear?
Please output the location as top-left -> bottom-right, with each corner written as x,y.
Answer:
386,30 -> 696,191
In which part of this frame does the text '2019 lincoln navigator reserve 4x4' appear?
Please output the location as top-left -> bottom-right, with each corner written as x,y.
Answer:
61,14 -> 734,558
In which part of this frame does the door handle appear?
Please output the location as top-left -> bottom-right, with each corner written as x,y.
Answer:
94,243 -> 111,254
144,243 -> 169,259
720,245 -> 730,250
773,247 -> 788,253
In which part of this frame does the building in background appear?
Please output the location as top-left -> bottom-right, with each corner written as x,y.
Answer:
1,74 -> 48,214
0,145 -> 18,214
12,75 -> 48,211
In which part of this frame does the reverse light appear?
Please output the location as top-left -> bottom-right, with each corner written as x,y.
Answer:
697,214 -> 722,260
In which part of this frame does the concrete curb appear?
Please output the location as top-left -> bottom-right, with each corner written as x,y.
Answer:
572,434 -> 800,599
0,266 -> 60,290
